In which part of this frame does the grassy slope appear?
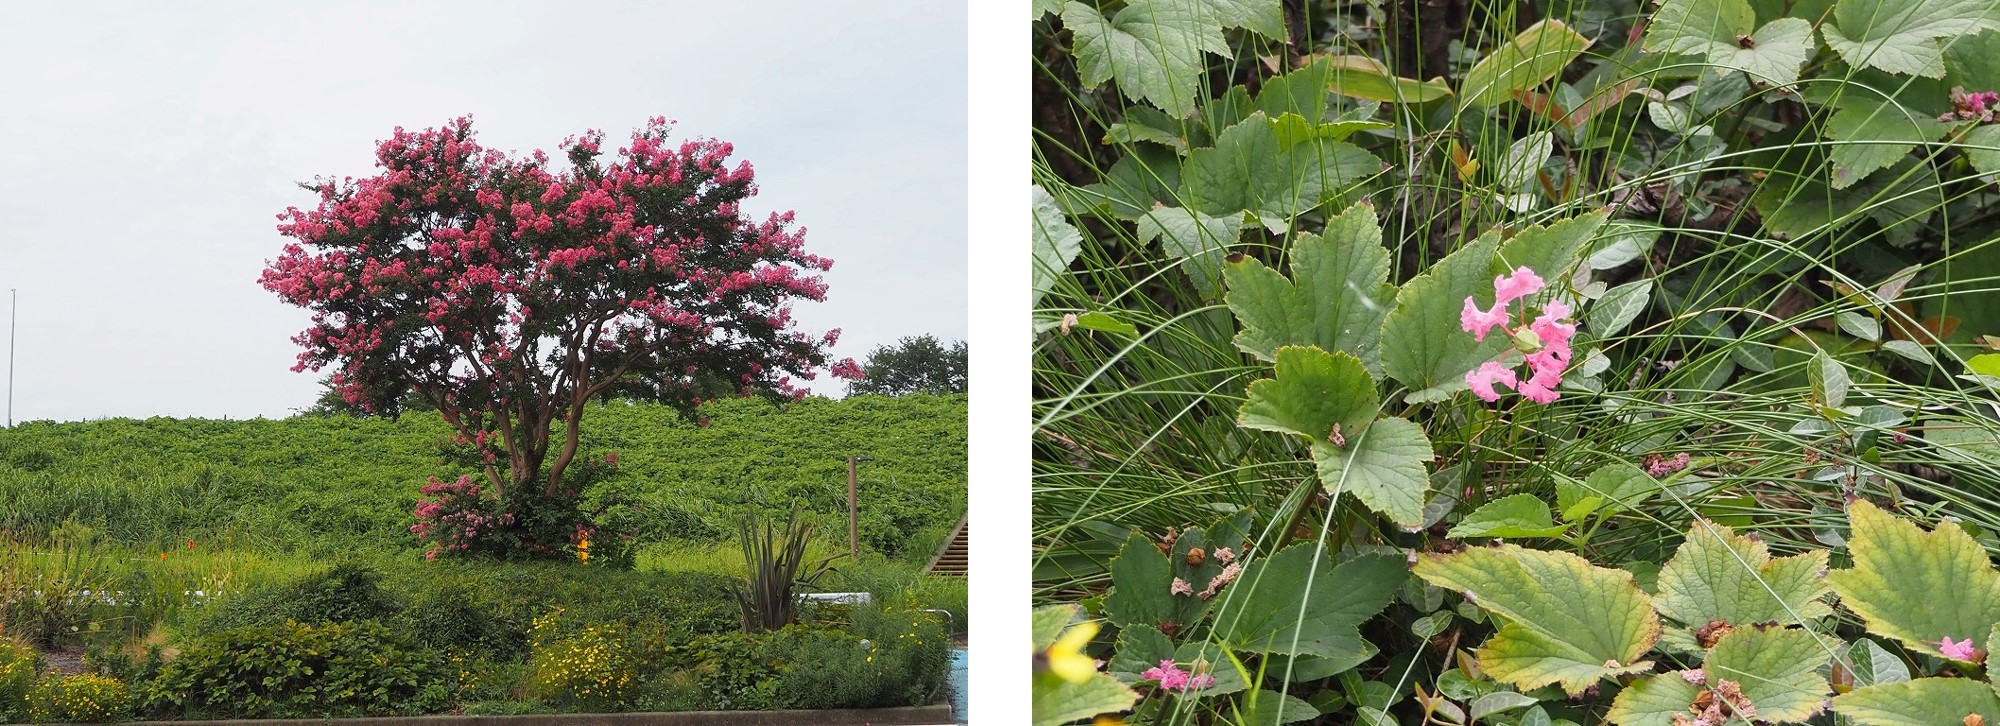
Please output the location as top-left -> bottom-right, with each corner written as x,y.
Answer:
0,394 -> 967,559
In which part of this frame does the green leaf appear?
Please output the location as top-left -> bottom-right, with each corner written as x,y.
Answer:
1654,521 -> 1833,628
1821,0 -> 2000,78
1833,678 -> 2000,726
1496,132 -> 1553,189
1186,113 -> 1381,231
1555,461 -> 1662,522
1380,233 -> 1508,402
1495,211 -> 1606,292
1268,112 -> 1392,147
1824,96 -> 1955,189
1460,20 -> 1591,107
1222,203 -> 1397,371
1106,624 -> 1175,678
1971,353 -> 2000,377
1201,0 -> 1283,38
1448,494 -> 1567,539
1212,548 -> 1407,658
1825,500 -> 2000,659
1063,0 -> 1227,117
1034,0 -> 1065,18
1468,692 -> 1540,721
1238,346 -> 1381,441
1104,532 -> 1177,628
1032,184 -> 1084,308
1809,350 -> 1850,408
1325,55 -> 1454,103
1034,672 -> 1143,726
1315,417 -> 1434,528
1588,280 -> 1652,338
1964,124 -> 2000,175
1838,311 -> 1884,342
1644,0 -> 1815,85
1234,689 -> 1321,724
1137,205 -> 1243,300
1033,603 -> 1080,649
1605,672 -> 1702,726
1414,545 -> 1661,695
1705,626 -> 1833,722
1072,311 -> 1139,336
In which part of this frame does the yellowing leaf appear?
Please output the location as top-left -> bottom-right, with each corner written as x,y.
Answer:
1324,54 -> 1452,103
1414,545 -> 1660,694
1460,20 -> 1591,108
1653,520 -> 1832,628
1825,500 -> 2000,659
1833,678 -> 2000,726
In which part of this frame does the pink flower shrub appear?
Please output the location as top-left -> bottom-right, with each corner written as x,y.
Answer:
1140,660 -> 1216,692
1460,267 -> 1577,404
410,475 -> 514,560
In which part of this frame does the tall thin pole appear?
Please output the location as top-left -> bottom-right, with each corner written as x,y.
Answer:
6,288 -> 14,428
847,455 -> 859,560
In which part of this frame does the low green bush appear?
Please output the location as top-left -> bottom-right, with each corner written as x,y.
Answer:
24,673 -> 130,723
142,619 -> 447,718
0,637 -> 42,722
663,617 -> 949,712
196,561 -> 398,632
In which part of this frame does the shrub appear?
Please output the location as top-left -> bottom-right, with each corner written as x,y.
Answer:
0,637 -> 42,722
24,673 -> 130,723
670,630 -> 787,711
196,561 -> 398,632
392,580 -> 525,660
142,619 -> 447,718
524,612 -> 636,709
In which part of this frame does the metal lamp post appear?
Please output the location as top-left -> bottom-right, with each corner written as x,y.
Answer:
847,455 -> 873,559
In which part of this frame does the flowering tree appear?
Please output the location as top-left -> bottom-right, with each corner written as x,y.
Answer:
262,116 -> 856,554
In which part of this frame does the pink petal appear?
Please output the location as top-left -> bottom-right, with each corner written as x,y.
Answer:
1461,298 -> 1510,341
1493,267 -> 1546,305
1465,360 -> 1519,402
1530,302 -> 1577,349
1517,376 -> 1561,404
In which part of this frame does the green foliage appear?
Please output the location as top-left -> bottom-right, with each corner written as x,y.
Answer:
0,637 -> 40,723
24,673 -> 131,724
0,395 -> 966,558
846,335 -> 967,396
143,619 -> 449,718
197,561 -> 398,632
1033,0 -> 2000,720
734,505 -> 842,632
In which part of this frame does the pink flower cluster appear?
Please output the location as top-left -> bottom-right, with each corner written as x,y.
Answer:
1940,636 -> 1980,661
1646,452 -> 1692,477
1140,660 -> 1215,692
1941,86 -> 2000,124
410,475 -> 514,560
1461,267 -> 1575,404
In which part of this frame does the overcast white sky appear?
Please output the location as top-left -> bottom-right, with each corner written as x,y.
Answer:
0,1 -> 967,422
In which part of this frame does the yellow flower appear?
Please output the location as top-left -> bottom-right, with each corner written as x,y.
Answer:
1045,619 -> 1100,683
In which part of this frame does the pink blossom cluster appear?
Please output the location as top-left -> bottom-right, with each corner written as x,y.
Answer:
1645,452 -> 1692,477
410,475 -> 514,560
1140,660 -> 1215,692
1461,267 -> 1576,404
261,114 -> 848,442
1941,86 -> 2000,124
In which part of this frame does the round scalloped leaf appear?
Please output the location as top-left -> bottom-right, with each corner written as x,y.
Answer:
1238,346 -> 1380,442
1653,520 -> 1832,628
1414,545 -> 1660,695
1605,673 -> 1702,726
1314,416 -> 1434,528
1820,0 -> 2000,78
1825,500 -> 2000,659
1222,203 -> 1397,372
1643,0 -> 1815,85
1705,626 -> 1834,723
1379,232 -> 1507,402
1211,547 -> 1407,658
1832,677 -> 2000,726
1061,0 -> 1227,117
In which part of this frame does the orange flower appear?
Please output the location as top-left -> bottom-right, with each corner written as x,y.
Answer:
159,552 -> 168,561
187,539 -> 196,550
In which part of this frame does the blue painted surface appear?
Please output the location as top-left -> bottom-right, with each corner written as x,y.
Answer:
950,648 -> 969,724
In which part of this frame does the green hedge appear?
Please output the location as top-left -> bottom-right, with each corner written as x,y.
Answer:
0,394 -> 966,557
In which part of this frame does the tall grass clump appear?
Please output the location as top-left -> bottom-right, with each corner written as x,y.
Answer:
1030,1 -> 2000,723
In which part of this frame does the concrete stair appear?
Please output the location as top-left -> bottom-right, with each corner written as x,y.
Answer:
926,515 -> 968,577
